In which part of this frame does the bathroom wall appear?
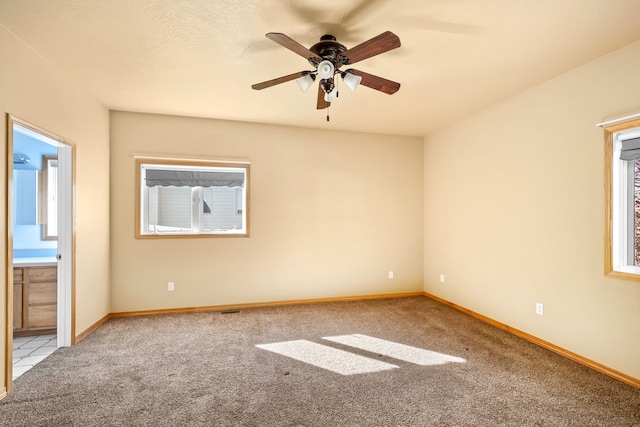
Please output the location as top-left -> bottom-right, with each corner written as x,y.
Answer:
13,130 -> 57,258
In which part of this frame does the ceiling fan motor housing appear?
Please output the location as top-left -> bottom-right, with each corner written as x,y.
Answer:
309,35 -> 349,67
310,35 -> 349,94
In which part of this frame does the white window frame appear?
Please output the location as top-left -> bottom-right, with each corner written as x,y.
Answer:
605,118 -> 640,279
135,159 -> 250,238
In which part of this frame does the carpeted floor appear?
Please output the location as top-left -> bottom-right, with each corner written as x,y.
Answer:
1,296 -> 639,426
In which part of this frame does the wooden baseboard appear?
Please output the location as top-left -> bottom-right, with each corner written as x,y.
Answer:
75,313 -> 111,343
422,292 -> 640,389
0,386 -> 7,401
110,292 -> 425,318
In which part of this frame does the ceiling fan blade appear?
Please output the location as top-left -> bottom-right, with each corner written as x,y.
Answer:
350,69 -> 400,95
317,84 -> 330,109
398,16 -> 483,35
266,33 -> 322,61
342,31 -> 401,65
284,0 -> 385,43
341,0 -> 385,24
251,71 -> 309,90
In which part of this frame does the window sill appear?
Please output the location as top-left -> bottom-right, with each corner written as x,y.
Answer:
605,270 -> 640,282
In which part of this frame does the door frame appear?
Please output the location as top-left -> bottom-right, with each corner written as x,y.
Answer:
4,114 -> 76,393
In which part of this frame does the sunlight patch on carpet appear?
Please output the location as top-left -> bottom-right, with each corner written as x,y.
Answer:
322,334 -> 466,366
256,339 -> 399,375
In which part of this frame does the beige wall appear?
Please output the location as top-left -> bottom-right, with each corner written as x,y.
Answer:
0,26 -> 110,393
110,112 -> 424,312
424,40 -> 640,380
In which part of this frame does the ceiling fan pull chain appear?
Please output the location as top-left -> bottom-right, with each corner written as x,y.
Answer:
327,106 -> 330,122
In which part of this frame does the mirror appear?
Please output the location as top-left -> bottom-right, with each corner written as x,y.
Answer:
39,155 -> 58,240
14,170 -> 38,225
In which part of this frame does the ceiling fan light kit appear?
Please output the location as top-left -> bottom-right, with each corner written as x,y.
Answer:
251,31 -> 401,115
342,71 -> 362,91
296,73 -> 316,93
324,89 -> 339,103
317,60 -> 335,79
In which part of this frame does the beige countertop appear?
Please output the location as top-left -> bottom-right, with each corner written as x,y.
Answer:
13,257 -> 57,267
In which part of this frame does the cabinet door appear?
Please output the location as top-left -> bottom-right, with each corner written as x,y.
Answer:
13,283 -> 23,330
13,268 -> 23,283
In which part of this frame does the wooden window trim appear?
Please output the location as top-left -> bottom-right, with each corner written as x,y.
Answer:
135,158 -> 250,239
604,117 -> 640,280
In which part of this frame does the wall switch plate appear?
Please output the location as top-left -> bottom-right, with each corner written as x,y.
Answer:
388,271 -> 394,279
536,303 -> 544,315
439,274 -> 445,283
168,282 -> 175,291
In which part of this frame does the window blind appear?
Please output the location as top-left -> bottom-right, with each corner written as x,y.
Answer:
145,169 -> 244,187
620,137 -> 640,161
151,186 -> 192,229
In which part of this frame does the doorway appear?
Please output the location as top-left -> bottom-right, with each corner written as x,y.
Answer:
5,115 -> 74,390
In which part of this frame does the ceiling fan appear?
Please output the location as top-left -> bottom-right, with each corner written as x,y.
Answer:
251,31 -> 401,111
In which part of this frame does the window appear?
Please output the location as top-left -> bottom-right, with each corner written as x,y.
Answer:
605,118 -> 640,279
136,159 -> 249,238
39,155 -> 58,240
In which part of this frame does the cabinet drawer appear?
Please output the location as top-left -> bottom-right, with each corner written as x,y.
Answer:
28,305 -> 57,329
29,282 -> 57,305
13,268 -> 23,283
28,267 -> 57,282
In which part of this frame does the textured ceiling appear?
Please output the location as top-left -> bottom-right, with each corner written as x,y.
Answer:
1,0 -> 640,136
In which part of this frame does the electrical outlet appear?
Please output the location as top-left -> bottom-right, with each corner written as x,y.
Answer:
439,274 -> 445,283
168,282 -> 175,291
536,303 -> 544,315
388,271 -> 394,279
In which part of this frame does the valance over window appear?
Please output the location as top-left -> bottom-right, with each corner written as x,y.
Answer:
145,169 -> 245,188
620,137 -> 640,161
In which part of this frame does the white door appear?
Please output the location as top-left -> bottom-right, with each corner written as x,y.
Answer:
56,143 -> 73,347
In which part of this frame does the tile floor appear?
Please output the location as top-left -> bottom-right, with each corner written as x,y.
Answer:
12,334 -> 57,380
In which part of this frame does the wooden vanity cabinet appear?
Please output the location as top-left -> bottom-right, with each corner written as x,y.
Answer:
13,268 -> 23,330
13,266 -> 57,337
